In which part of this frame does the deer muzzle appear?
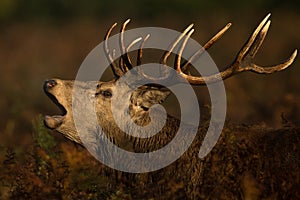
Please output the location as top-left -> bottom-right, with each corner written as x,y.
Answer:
43,79 -> 68,129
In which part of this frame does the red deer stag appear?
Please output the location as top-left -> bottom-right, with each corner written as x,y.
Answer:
43,14 -> 299,199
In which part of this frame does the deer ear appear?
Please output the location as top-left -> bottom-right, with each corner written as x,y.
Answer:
130,87 -> 170,111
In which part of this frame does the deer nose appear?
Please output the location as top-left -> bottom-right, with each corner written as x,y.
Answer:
44,79 -> 57,89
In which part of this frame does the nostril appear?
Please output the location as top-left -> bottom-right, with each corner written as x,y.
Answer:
45,79 -> 57,89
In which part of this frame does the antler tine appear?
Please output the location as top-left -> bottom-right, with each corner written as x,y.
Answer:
104,22 -> 124,78
160,24 -> 194,65
119,36 -> 142,72
204,23 -> 232,50
236,13 -> 271,64
135,34 -> 155,83
127,37 -> 143,52
120,19 -> 133,72
123,37 -> 143,75
181,23 -> 232,72
231,14 -> 297,74
177,13 -> 297,85
248,49 -> 297,74
137,34 -> 150,66
247,20 -> 269,58
246,19 -> 297,73
175,29 -> 195,73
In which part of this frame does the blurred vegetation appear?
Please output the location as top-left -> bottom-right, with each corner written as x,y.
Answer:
0,0 -> 299,198
1,115 -> 126,199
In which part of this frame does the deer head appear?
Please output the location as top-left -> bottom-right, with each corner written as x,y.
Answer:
44,14 -> 297,145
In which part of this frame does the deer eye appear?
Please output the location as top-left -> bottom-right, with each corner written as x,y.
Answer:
141,105 -> 149,111
101,90 -> 112,98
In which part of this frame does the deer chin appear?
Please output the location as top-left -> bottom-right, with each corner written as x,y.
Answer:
44,115 -> 65,129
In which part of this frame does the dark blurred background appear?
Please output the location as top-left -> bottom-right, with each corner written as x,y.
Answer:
0,0 -> 299,153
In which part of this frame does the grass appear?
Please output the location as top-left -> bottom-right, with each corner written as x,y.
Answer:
0,115 -> 135,199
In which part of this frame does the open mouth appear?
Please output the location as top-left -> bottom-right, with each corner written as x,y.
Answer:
43,80 -> 67,129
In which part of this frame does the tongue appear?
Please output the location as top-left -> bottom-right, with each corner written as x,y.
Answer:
43,115 -> 64,129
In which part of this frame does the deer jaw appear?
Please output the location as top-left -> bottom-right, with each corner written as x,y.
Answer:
43,79 -> 80,143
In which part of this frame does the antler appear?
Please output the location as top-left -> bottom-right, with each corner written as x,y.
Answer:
104,14 -> 297,84
173,13 -> 297,85
104,22 -> 123,78
134,23 -> 232,83
104,19 -> 142,78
